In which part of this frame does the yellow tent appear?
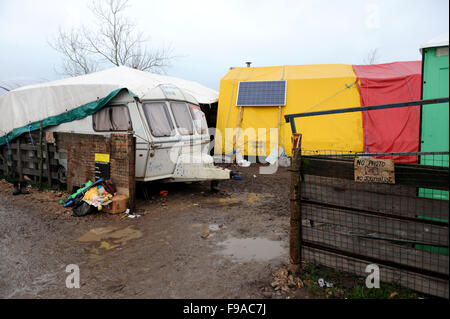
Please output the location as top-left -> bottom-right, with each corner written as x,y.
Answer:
215,64 -> 364,157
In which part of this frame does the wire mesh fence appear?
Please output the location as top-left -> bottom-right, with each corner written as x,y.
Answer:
291,150 -> 449,298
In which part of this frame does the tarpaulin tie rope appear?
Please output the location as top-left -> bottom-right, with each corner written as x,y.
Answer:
225,68 -> 244,130
302,81 -> 357,114
387,64 -> 416,101
233,68 -> 254,156
5,136 -> 13,165
27,125 -> 35,147
280,66 -> 286,152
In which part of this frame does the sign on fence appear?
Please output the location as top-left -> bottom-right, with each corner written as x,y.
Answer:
354,157 -> 395,184
94,153 -> 110,180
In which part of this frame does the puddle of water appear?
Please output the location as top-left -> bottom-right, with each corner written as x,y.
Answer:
215,192 -> 273,205
77,226 -> 118,242
217,197 -> 240,205
217,237 -> 285,262
99,241 -> 117,250
76,226 -> 142,247
247,193 -> 262,204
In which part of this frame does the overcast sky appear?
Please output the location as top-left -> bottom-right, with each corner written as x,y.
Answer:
0,0 -> 448,91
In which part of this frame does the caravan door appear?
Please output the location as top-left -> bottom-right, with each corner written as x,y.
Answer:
126,100 -> 152,178
141,101 -> 180,179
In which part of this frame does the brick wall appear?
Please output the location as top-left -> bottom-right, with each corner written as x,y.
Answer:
56,132 -> 136,210
110,133 -> 136,210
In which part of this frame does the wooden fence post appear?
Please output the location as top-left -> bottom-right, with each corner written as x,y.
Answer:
289,133 -> 302,274
0,153 -> 7,176
16,140 -> 23,181
44,139 -> 51,188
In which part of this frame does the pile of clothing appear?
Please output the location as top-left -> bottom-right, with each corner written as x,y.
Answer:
59,178 -> 117,217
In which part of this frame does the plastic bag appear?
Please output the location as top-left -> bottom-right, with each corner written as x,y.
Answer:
235,150 -> 251,167
279,157 -> 291,167
72,201 -> 97,217
266,146 -> 286,165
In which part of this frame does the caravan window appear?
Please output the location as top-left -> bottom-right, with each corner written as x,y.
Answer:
189,104 -> 208,134
170,102 -> 194,135
142,102 -> 175,137
93,105 -> 132,131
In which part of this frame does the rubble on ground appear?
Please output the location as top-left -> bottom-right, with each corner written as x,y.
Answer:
260,266 -> 304,299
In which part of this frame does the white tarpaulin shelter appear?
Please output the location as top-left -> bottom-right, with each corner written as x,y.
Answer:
0,66 -> 218,145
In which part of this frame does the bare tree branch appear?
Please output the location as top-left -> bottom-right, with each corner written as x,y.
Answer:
48,27 -> 99,76
49,0 -> 174,76
364,48 -> 381,65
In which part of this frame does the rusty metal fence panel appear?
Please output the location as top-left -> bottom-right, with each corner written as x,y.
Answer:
290,147 -> 449,298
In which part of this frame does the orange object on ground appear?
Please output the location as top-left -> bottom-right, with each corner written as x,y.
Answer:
160,190 -> 168,197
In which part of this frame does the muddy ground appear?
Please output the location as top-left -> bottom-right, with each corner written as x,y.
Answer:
0,164 -> 313,299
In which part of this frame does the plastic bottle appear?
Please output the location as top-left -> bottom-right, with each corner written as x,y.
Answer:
97,185 -> 106,195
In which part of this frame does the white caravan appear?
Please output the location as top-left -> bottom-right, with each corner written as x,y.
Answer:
0,66 -> 230,182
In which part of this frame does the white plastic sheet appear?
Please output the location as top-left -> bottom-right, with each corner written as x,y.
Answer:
265,146 -> 286,165
0,66 -> 218,138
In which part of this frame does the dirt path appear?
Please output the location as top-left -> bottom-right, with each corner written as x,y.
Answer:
0,165 -> 297,299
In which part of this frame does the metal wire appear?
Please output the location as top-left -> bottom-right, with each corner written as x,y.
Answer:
298,150 -> 449,298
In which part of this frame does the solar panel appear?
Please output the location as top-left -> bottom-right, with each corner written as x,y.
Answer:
236,81 -> 286,106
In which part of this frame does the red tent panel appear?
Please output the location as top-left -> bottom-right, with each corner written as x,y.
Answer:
353,61 -> 422,163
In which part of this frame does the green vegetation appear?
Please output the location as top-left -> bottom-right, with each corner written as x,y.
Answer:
298,263 -> 423,299
0,175 -> 65,192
